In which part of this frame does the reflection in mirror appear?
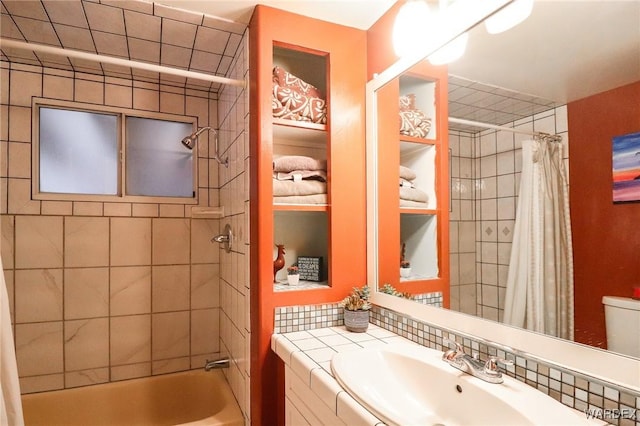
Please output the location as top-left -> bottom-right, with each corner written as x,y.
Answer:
372,1 -> 640,363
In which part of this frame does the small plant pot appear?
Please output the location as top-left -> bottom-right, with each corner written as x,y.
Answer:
343,309 -> 369,333
400,267 -> 412,278
287,274 -> 300,286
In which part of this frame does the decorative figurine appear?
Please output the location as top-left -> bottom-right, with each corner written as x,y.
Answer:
273,244 -> 286,283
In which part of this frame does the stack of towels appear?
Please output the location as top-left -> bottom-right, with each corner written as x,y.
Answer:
399,93 -> 432,139
272,66 -> 327,124
400,165 -> 429,207
273,155 -> 327,204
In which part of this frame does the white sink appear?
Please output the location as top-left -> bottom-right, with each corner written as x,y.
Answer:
331,343 -> 594,426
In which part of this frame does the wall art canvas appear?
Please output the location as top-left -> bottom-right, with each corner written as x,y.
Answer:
612,131 -> 640,203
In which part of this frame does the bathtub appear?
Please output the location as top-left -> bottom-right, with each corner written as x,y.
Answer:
21,369 -> 244,426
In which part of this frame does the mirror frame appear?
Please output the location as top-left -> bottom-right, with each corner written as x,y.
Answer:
366,0 -> 640,392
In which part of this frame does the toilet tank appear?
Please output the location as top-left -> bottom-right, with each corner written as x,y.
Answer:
602,296 -> 640,357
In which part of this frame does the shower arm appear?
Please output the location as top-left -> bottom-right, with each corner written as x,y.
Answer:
194,127 -> 229,168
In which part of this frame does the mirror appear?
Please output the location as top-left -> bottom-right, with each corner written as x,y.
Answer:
367,0 -> 640,391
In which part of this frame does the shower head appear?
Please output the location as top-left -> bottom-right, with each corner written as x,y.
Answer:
180,126 -> 229,167
181,127 -> 211,150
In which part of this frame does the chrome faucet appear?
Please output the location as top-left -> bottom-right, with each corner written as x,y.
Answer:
442,339 -> 513,384
204,359 -> 230,371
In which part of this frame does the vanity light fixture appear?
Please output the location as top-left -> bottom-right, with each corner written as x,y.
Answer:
392,0 -> 432,58
427,0 -> 469,65
427,31 -> 469,65
484,0 -> 534,34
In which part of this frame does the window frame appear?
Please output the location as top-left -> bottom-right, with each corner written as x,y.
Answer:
32,98 -> 199,205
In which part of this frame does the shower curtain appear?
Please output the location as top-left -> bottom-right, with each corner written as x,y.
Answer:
503,137 -> 574,340
1,258 -> 24,425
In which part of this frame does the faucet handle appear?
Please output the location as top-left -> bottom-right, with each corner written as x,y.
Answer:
483,356 -> 514,376
442,338 -> 465,361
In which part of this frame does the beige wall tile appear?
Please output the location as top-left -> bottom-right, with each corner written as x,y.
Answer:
152,357 -> 190,375
191,219 -> 219,264
158,204 -> 184,218
19,374 -> 64,394
15,322 -> 63,376
110,362 -> 151,382
72,202 -> 103,216
8,106 -> 31,143
1,67 -> 9,105
15,216 -> 63,269
110,315 -> 151,365
65,367 -> 109,388
74,79 -> 103,104
191,308 -> 219,355
105,83 -> 132,108
64,267 -> 109,319
43,74 -> 74,100
64,318 -> 109,371
8,178 -> 40,214
15,269 -> 63,323
104,202 -> 131,216
1,215 -> 14,269
10,70 -> 42,107
133,88 -> 158,111
191,263 -> 219,309
110,266 -> 151,316
160,91 -> 184,115
132,203 -> 159,217
152,311 -> 189,360
64,217 -> 109,267
111,217 -> 151,266
8,141 -> 30,178
152,218 -> 190,265
152,265 -> 189,312
40,201 -> 72,216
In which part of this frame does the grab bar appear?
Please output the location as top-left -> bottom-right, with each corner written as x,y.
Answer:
204,359 -> 230,371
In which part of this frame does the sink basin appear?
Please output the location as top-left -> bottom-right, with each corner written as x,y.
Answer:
331,343 -> 593,426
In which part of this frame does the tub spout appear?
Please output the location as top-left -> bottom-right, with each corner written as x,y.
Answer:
204,359 -> 230,371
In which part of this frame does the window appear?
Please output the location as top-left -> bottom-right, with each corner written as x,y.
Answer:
34,100 -> 196,203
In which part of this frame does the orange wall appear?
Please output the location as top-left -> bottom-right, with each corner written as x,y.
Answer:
568,81 -> 640,348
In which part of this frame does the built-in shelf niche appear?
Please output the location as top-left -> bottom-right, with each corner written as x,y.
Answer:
400,213 -> 438,281
273,210 -> 329,290
400,141 -> 437,210
273,45 -> 327,101
399,74 -> 437,140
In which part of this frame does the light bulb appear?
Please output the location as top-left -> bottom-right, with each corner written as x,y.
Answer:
485,0 -> 534,34
392,0 -> 432,58
428,31 -> 468,65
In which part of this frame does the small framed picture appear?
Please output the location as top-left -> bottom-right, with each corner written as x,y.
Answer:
612,131 -> 640,203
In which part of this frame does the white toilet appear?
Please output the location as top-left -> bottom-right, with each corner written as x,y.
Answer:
602,296 -> 640,357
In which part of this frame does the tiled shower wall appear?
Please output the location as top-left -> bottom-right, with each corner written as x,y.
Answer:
449,106 -> 569,320
0,61 -> 223,393
217,32 -> 251,424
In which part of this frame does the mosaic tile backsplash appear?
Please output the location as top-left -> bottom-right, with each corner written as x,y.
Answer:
275,302 -> 640,426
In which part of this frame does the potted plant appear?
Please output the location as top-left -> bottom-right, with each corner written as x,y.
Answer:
339,285 -> 371,332
400,260 -> 411,278
286,264 -> 300,285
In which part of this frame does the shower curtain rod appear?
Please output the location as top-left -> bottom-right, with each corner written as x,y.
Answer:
0,39 -> 246,88
449,116 -> 562,142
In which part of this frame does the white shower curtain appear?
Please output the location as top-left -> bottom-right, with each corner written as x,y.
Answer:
503,137 -> 574,340
1,258 -> 24,426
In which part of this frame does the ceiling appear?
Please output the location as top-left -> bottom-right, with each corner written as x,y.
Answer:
1,1 -> 638,133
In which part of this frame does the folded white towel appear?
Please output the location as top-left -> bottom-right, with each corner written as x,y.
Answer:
399,165 -> 417,181
273,155 -> 326,173
273,179 -> 327,197
400,186 -> 428,203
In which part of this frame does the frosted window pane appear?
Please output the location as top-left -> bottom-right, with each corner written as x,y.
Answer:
39,108 -> 118,195
126,117 -> 194,197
